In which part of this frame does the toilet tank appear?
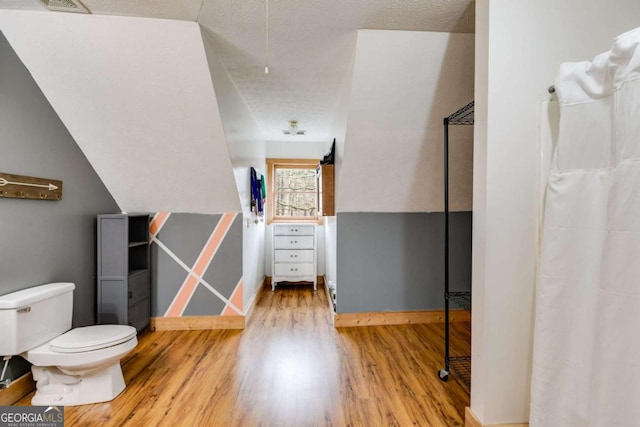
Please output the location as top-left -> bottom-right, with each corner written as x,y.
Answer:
0,283 -> 75,356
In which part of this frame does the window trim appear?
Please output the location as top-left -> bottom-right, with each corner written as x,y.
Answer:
266,158 -> 323,225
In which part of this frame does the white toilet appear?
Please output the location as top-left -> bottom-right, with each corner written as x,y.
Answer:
0,282 -> 138,406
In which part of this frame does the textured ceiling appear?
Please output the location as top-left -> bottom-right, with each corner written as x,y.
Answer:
199,0 -> 475,142
0,0 -> 475,143
0,0 -> 201,20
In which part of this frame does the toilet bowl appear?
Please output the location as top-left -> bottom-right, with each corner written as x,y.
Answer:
0,283 -> 139,406
25,325 -> 137,406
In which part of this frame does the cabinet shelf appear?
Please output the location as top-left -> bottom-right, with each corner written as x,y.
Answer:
128,269 -> 149,278
445,291 -> 472,312
128,241 -> 147,248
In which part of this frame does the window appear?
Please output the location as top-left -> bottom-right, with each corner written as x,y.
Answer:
266,158 -> 321,224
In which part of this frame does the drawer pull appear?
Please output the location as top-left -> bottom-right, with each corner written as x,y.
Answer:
290,268 -> 298,272
17,306 -> 31,314
128,291 -> 133,299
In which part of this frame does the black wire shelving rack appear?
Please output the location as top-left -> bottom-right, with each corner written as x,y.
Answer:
438,101 -> 474,388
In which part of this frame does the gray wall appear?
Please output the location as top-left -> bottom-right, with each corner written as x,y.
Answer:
336,212 -> 471,313
0,31 -> 119,378
151,213 -> 243,316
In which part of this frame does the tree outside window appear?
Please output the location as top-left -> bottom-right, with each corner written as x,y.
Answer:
266,159 -> 321,224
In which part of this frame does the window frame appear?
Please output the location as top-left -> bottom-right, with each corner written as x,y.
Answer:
266,158 -> 322,225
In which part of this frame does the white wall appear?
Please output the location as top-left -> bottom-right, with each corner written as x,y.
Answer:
0,10 -> 240,214
323,49 -> 355,289
200,26 -> 267,310
266,140 -> 329,159
472,1 -> 640,424
338,30 -> 474,213
330,48 -> 354,211
323,217 -> 337,289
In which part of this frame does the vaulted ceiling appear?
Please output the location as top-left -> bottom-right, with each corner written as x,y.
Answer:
0,0 -> 475,143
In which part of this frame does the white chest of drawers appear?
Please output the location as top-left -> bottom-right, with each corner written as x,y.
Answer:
272,224 -> 317,291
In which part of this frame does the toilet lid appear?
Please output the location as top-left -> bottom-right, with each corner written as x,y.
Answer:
50,325 -> 137,353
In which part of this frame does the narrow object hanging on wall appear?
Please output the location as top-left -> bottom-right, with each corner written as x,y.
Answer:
0,172 -> 63,200
250,167 -> 264,222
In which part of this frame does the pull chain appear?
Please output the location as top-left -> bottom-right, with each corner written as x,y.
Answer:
264,0 -> 269,75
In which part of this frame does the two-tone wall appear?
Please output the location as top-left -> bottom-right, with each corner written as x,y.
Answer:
324,49 -> 356,290
150,213 -> 243,317
0,31 -> 119,379
0,13 -> 266,386
334,30 -> 475,313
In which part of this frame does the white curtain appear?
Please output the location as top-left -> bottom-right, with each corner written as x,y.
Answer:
531,27 -> 640,427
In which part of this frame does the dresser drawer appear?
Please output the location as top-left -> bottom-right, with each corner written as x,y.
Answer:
271,223 -> 316,290
274,249 -> 314,263
274,235 -> 314,249
274,263 -> 315,276
273,225 -> 315,236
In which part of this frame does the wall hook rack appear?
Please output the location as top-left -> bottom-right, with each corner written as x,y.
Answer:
0,172 -> 63,201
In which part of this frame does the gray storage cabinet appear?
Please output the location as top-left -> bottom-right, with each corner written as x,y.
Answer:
97,214 -> 150,332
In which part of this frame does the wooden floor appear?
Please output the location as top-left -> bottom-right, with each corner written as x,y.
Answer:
16,285 -> 471,426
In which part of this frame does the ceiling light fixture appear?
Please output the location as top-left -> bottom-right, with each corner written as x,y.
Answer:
46,0 -> 90,13
264,0 -> 269,75
283,121 -> 306,136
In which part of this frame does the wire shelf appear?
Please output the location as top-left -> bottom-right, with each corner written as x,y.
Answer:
438,100 -> 474,390
446,291 -> 472,312
449,356 -> 471,387
445,101 -> 474,125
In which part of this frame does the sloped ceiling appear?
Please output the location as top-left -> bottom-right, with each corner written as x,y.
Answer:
0,11 -> 241,214
0,0 -> 475,144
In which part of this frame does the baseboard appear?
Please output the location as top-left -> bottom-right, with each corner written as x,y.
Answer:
465,408 -> 528,427
0,372 -> 35,406
150,277 -> 271,330
150,315 -> 245,331
465,408 -> 482,427
334,309 -> 471,327
322,275 -> 334,308
244,277 -> 266,321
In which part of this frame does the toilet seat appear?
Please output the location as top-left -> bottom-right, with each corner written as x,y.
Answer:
50,325 -> 137,353
24,330 -> 137,371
